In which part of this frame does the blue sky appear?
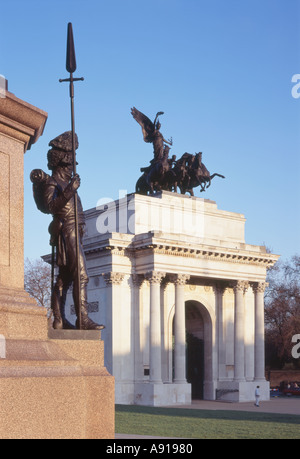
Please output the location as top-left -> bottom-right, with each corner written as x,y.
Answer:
1,0 -> 300,262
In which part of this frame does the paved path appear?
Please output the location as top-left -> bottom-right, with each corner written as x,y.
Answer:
115,397 -> 300,439
167,397 -> 300,415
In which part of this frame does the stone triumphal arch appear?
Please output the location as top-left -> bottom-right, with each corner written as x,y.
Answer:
63,191 -> 279,406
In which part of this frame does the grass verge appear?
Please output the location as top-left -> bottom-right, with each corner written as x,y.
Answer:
115,405 -> 300,439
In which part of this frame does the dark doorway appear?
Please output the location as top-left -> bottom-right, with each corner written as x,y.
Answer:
186,332 -> 204,399
185,301 -> 205,400
172,300 -> 205,399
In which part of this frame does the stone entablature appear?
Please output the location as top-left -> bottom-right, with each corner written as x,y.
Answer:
84,232 -> 276,270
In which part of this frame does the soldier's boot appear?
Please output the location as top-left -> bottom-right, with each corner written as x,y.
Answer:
76,301 -> 105,330
52,286 -> 75,330
52,309 -> 63,329
51,286 -> 63,329
74,284 -> 105,330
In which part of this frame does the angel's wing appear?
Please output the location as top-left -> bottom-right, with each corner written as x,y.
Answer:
131,107 -> 155,143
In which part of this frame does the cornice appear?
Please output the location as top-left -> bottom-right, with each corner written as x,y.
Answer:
0,91 -> 47,151
83,235 -> 279,269
128,234 -> 279,268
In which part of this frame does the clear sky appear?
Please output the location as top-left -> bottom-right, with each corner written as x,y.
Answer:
1,0 -> 300,262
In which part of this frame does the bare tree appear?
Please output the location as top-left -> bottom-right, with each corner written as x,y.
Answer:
265,255 -> 300,369
24,258 -> 51,316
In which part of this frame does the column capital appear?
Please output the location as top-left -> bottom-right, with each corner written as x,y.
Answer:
169,273 -> 190,286
131,274 -> 144,288
214,281 -> 228,295
103,272 -> 125,285
252,282 -> 268,293
232,280 -> 249,293
145,271 -> 166,284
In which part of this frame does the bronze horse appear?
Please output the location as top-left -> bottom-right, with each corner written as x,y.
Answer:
177,152 -> 225,196
136,151 -> 225,196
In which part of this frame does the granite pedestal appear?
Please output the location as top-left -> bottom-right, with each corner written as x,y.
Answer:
0,86 -> 114,439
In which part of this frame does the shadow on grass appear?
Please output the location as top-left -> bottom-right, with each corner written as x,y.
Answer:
115,404 -> 300,426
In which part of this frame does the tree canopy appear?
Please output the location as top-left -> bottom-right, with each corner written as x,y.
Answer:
24,258 -> 51,315
265,255 -> 300,369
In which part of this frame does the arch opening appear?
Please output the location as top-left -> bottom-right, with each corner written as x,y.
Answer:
172,299 -> 213,400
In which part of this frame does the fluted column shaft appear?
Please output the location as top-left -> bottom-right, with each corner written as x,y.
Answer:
253,282 -> 267,380
103,272 -> 125,377
170,274 -> 190,383
145,271 -> 165,383
234,281 -> 247,381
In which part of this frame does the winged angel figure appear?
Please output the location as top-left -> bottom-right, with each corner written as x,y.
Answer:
131,107 -> 225,195
131,107 -> 173,162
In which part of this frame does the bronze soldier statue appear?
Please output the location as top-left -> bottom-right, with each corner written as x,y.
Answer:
30,131 -> 103,330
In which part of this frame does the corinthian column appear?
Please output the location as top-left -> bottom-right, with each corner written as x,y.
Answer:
253,282 -> 267,381
233,281 -> 247,381
102,272 -> 125,376
132,274 -> 145,382
214,282 -> 227,380
170,274 -> 190,383
145,271 -> 165,383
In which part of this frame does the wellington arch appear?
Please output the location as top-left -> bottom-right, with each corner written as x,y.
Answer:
63,191 -> 279,406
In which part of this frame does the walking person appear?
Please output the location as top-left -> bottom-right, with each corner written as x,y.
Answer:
255,386 -> 260,407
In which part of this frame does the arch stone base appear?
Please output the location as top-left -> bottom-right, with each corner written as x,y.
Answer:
134,382 -> 191,407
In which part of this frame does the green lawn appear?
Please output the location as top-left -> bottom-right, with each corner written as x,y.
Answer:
115,405 -> 300,439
